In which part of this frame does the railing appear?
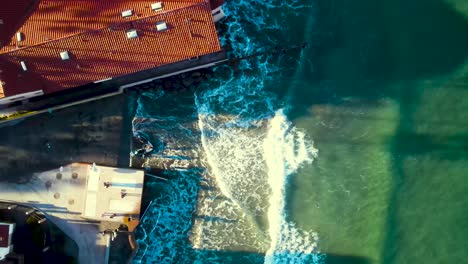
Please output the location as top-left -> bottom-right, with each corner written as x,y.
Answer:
0,201 -> 47,223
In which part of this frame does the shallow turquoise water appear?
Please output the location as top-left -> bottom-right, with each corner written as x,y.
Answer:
134,0 -> 468,263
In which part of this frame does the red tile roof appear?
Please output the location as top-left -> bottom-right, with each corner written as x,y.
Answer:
1,0 -> 211,53
0,81 -> 4,98
0,0 -> 223,98
0,0 -> 38,52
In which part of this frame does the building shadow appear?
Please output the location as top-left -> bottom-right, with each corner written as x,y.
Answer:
194,214 -> 238,223
0,0 -> 40,50
0,203 -> 78,264
185,248 -> 370,264
257,0 -> 468,263
283,0 -> 468,120
324,253 -> 371,264
0,93 -> 135,182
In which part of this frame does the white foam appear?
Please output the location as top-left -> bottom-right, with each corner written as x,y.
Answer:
132,0 -> 321,260
197,97 -> 323,261
195,78 -> 276,208
263,109 -> 320,264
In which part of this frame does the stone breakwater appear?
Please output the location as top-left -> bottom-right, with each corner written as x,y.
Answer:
129,69 -> 215,94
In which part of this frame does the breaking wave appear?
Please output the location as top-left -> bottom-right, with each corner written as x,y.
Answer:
263,110 -> 320,264
133,0 -> 323,263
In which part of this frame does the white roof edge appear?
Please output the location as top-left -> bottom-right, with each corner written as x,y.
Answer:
0,89 -> 44,104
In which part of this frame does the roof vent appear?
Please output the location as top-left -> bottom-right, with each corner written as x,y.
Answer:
60,51 -> 70,60
20,61 -> 27,71
156,21 -> 167,31
16,32 -> 23,42
151,2 -> 163,11
126,29 -> 138,39
121,10 -> 133,18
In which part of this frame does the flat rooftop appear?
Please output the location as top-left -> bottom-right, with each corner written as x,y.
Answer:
0,163 -> 144,264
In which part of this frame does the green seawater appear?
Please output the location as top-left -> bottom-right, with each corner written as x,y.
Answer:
276,0 -> 468,263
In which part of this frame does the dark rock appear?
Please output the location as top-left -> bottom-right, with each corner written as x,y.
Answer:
193,77 -> 203,83
182,78 -> 194,87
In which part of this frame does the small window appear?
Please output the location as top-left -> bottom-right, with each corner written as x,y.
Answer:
60,51 -> 70,60
126,29 -> 138,39
151,2 -> 163,11
156,21 -> 167,31
121,10 -> 133,18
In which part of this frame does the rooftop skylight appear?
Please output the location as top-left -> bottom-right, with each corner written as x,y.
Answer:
156,21 -> 168,31
151,2 -> 163,11
16,32 -> 23,42
121,10 -> 133,18
126,29 -> 138,39
20,61 -> 27,71
60,51 -> 70,60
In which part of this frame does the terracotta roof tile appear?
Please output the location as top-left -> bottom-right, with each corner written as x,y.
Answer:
1,0 -> 211,53
0,82 -> 4,98
0,0 -> 223,97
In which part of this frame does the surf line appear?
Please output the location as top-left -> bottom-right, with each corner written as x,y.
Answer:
263,109 -> 318,263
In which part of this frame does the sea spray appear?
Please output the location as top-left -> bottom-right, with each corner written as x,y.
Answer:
196,76 -> 323,261
195,92 -> 273,253
263,109 -> 321,264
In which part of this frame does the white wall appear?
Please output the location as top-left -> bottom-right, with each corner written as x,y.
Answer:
0,90 -> 44,105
